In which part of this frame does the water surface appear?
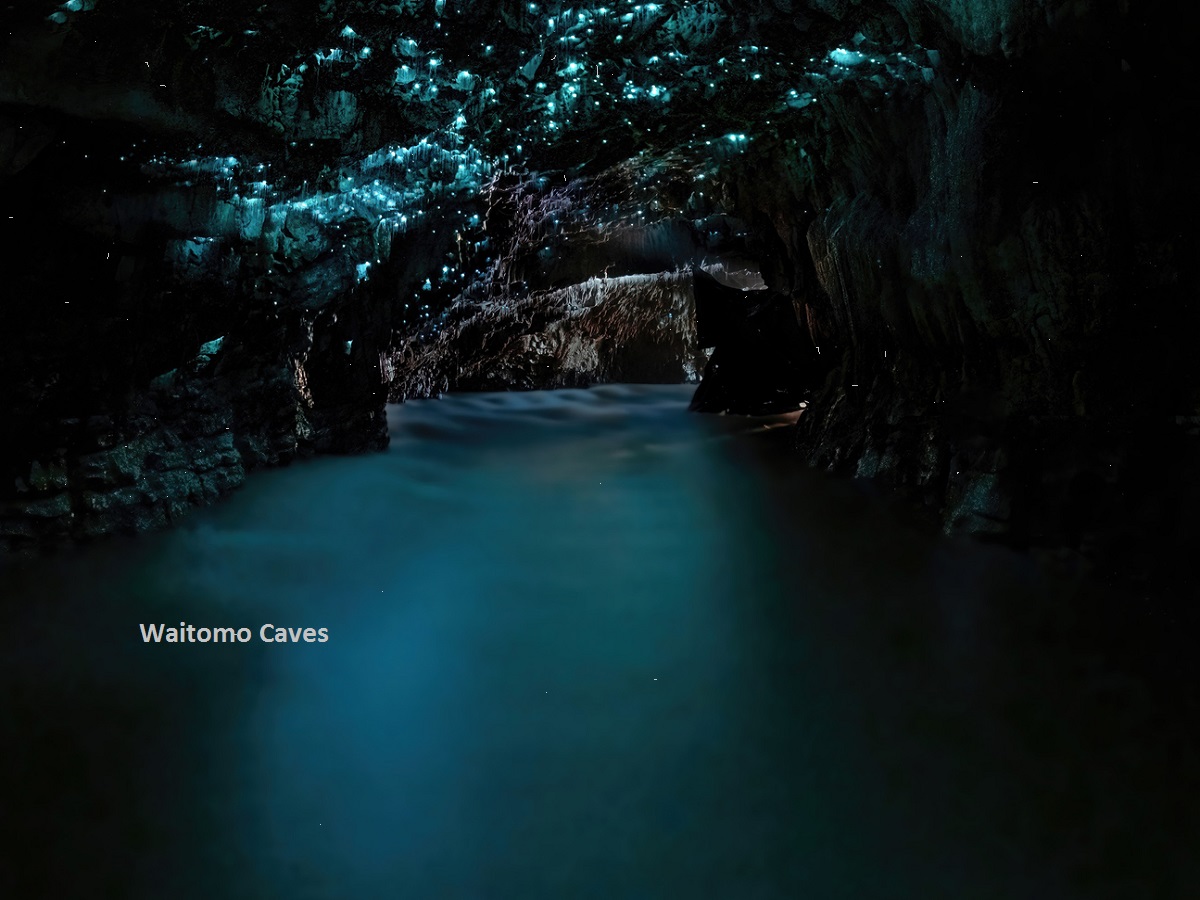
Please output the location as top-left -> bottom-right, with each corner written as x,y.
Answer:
1,385 -> 1196,898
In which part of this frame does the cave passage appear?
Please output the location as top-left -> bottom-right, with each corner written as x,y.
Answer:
1,385 -> 1196,899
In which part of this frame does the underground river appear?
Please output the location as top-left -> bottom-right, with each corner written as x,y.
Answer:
1,385 -> 1196,898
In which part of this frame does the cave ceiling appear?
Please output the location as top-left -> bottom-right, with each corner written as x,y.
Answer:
2,2 -> 945,287
6,1 -> 941,164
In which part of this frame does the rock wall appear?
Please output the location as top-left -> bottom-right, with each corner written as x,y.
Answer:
1,254 -> 389,557
392,270 -> 707,398
388,166 -> 761,400
717,1 -> 1198,580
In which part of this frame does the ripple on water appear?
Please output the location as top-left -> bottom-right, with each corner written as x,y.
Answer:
1,385 -> 1196,900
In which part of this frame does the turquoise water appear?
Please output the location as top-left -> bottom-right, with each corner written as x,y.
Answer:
1,386 -> 1195,898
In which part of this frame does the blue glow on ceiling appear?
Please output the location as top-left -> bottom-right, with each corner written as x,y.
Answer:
57,2 -> 942,325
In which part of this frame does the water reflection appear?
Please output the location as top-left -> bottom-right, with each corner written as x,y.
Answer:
1,386 -> 1195,898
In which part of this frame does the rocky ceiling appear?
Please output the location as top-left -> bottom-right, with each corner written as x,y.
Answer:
9,1 -> 941,168
3,0 -> 949,321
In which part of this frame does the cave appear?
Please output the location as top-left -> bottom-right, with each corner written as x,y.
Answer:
1,1 -> 1197,896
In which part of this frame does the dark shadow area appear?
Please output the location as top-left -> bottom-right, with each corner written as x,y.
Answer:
689,268 -> 829,415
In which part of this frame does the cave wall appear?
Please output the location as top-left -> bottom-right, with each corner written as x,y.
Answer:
719,0 -> 1198,576
0,274 -> 388,555
387,165 -> 763,399
0,108 -> 395,555
392,270 -> 708,398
